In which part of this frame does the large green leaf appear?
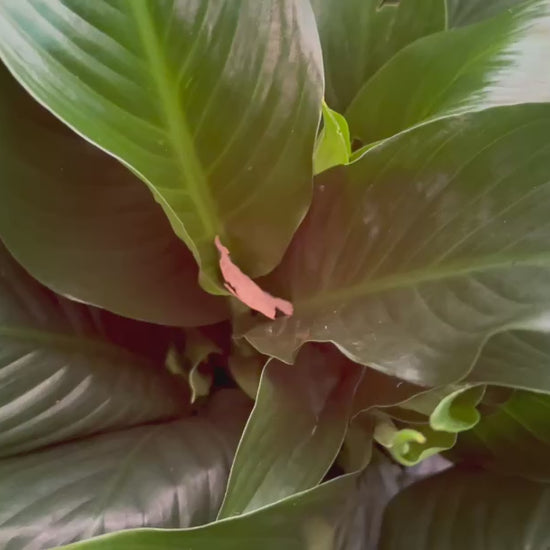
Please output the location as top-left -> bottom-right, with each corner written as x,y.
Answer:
447,0 -> 530,26
311,0 -> 445,112
0,391 -> 250,550
467,330 -> 550,390
0,0 -> 323,292
452,386 -> 550,480
347,0 -> 550,145
335,451 -> 410,550
55,473 -> 361,550
218,344 -> 362,518
0,64 -> 226,326
0,242 -> 188,458
380,467 -> 550,549
245,104 -> 550,389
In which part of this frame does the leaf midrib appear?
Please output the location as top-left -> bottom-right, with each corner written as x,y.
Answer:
129,1 -> 219,239
297,253 -> 550,310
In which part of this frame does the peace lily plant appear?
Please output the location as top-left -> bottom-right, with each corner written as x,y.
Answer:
1,0 -> 550,548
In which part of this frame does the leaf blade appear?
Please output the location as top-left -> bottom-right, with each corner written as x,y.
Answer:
218,344 -> 363,518
246,104 -> 550,389
0,63 -> 226,326
347,0 -> 550,145
0,0 -> 324,291
0,242 -> 187,457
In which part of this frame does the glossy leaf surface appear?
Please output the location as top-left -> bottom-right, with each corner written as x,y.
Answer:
56,473 -> 361,550
0,0 -> 323,291
0,64 -> 226,326
348,0 -> 550,144
0,391 -> 250,550
219,345 -> 362,518
0,242 -> 186,457
311,0 -> 446,112
447,0 -> 530,26
381,468 -> 550,549
246,105 -> 550,388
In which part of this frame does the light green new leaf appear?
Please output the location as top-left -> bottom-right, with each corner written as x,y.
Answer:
396,384 -> 485,433
380,468 -> 550,549
429,386 -> 484,432
311,0 -> 446,112
55,472 -> 362,550
453,386 -> 550,481
218,344 -> 363,518
0,63 -> 226,326
313,102 -> 351,175
373,413 -> 456,467
0,242 -> 188,458
447,0 -> 530,27
0,0 -> 323,292
246,104 -> 550,389
0,391 -> 250,550
348,0 -> 550,145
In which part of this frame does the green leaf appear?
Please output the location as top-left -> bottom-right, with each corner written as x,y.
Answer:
447,0 -> 530,27
245,104 -> 550,389
218,344 -> 363,518
352,369 -> 426,416
373,413 -> 456,467
0,242 -> 188,458
0,391 -> 250,549
0,63 -> 226,326
54,472 -> 362,550
380,467 -> 550,549
313,102 -> 351,175
0,0 -> 323,292
338,413 -> 376,473
166,329 -> 221,402
334,451 -> 408,550
395,384 -> 485,433
453,387 -> 550,480
227,341 -> 266,401
429,386 -> 484,432
347,0 -> 550,145
467,329 -> 550,390
311,0 -> 446,112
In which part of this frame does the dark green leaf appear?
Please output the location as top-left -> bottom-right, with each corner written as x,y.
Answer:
0,242 -> 187,457
55,473 -> 361,550
0,0 -> 323,292
453,386 -> 550,480
227,341 -> 265,400
348,0 -> 550,144
0,391 -> 250,550
246,104 -> 550,389
335,451 -> 406,550
467,330 -> 550,390
311,0 -> 446,112
218,344 -> 363,518
0,63 -> 226,326
447,0 -> 530,26
380,467 -> 550,549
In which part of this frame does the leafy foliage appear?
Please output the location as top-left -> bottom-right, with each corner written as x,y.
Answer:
0,0 -> 550,547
